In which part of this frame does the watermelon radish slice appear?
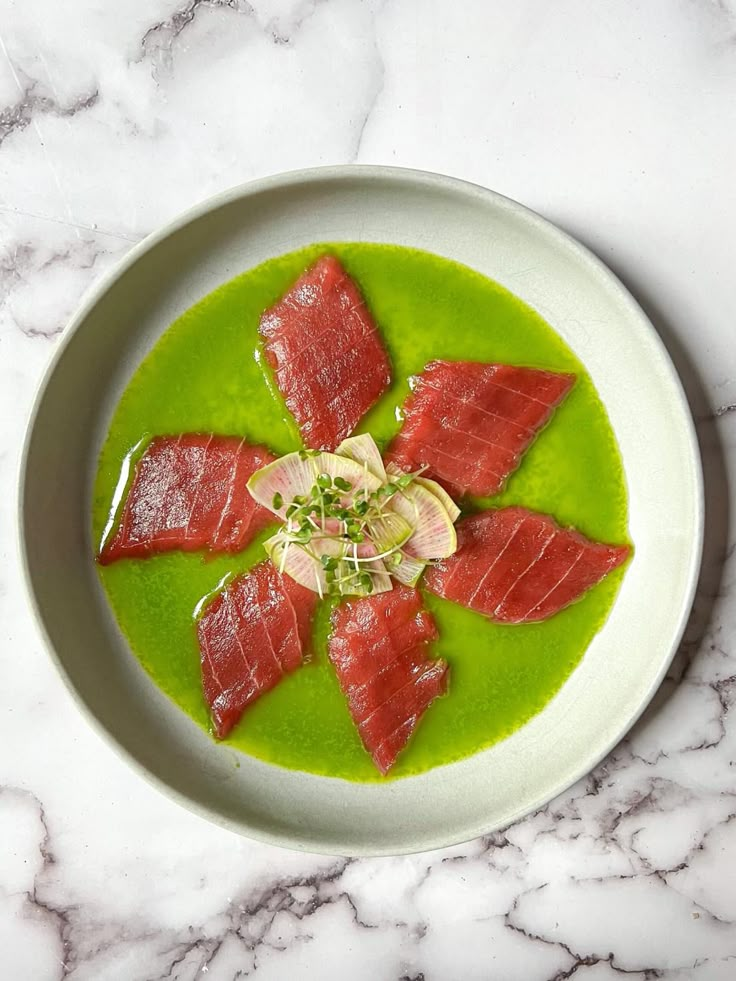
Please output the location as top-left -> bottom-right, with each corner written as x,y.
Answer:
336,433 -> 387,481
391,551 -> 426,586
386,461 -> 461,523
388,482 -> 457,560
248,450 -> 382,518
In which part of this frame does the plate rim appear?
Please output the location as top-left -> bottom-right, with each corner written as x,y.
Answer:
17,165 -> 704,854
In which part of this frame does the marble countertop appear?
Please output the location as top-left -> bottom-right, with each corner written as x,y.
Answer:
2,1 -> 735,977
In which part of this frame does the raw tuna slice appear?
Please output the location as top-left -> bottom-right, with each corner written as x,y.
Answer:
328,585 -> 449,774
387,360 -> 574,497
259,255 -> 392,450
424,507 -> 630,623
197,562 -> 318,738
99,435 -> 275,564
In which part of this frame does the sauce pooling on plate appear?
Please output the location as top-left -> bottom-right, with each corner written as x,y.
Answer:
93,243 -> 629,782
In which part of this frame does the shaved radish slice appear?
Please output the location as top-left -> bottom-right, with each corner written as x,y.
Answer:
247,450 -> 381,518
415,477 -> 461,523
389,482 -> 457,559
264,535 -> 343,597
366,512 -> 413,553
387,461 -> 461,523
247,454 -> 313,519
335,434 -> 387,481
310,451 -> 383,500
391,551 -> 426,586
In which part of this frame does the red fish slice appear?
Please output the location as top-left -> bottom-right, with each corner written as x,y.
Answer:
99,435 -> 275,564
197,562 -> 318,738
328,585 -> 449,774
386,360 -> 574,497
259,255 -> 392,450
425,507 -> 630,623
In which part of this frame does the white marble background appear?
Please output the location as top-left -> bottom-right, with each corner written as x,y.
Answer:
1,0 -> 735,977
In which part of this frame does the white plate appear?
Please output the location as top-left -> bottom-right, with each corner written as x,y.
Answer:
19,167 -> 703,855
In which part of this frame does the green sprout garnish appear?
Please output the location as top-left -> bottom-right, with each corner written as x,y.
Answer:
266,457 -> 430,597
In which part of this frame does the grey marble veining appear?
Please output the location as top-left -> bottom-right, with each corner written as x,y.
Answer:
1,0 -> 735,978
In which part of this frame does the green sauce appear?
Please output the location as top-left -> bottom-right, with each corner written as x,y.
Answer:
93,243 -> 629,782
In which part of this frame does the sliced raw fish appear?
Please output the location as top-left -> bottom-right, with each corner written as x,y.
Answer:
259,255 -> 392,450
99,435 -> 275,564
197,562 -> 317,738
387,360 -> 574,496
328,585 -> 448,774
424,507 -> 630,623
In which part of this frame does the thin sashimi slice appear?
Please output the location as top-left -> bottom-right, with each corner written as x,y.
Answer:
424,507 -> 630,623
280,570 -> 317,658
328,592 -> 438,679
386,361 -> 575,497
328,586 -> 448,774
259,255 -> 392,450
186,437 -> 236,547
211,441 -> 276,552
345,646 -> 429,719
360,660 -> 449,775
99,436 -> 276,564
197,562 -> 318,737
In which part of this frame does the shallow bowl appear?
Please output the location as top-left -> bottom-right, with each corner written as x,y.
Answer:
19,167 -> 703,855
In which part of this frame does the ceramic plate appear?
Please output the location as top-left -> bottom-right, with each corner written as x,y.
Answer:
19,167 -> 703,855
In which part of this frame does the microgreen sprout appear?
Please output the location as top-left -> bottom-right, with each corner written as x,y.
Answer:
264,459 -> 431,597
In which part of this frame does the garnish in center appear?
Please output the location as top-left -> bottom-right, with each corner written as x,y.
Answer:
246,434 -> 459,597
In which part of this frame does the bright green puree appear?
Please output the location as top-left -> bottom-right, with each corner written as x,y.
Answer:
93,243 -> 629,782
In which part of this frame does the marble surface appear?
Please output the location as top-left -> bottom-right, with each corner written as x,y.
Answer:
1,0 -> 735,977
